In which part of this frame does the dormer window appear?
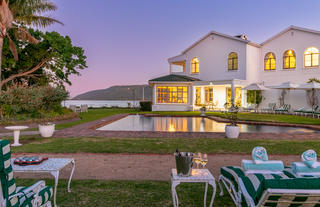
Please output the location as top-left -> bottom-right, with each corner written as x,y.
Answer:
228,52 -> 238,70
264,52 -> 276,70
191,57 -> 199,74
304,47 -> 319,68
283,50 -> 296,69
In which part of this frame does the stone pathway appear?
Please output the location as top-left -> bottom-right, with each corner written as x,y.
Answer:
13,153 -> 301,181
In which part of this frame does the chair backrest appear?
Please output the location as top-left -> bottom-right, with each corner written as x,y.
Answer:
269,103 -> 276,110
0,140 -> 16,205
69,105 -> 77,112
258,189 -> 320,206
80,105 -> 88,112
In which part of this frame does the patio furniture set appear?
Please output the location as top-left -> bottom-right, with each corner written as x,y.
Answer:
0,140 -> 75,207
172,147 -> 320,207
69,105 -> 88,113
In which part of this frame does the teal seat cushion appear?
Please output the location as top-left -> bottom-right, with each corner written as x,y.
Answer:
264,177 -> 320,190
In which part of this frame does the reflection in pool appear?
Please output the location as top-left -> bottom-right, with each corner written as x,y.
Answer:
96,115 -> 318,133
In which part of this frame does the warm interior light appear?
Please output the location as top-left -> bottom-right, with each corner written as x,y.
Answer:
288,50 -> 292,55
168,124 -> 176,132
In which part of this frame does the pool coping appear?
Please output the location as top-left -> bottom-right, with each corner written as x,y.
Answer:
142,113 -> 320,131
53,113 -> 320,140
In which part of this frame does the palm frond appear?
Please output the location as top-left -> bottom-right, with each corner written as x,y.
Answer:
15,15 -> 63,27
0,0 -> 13,31
9,0 -> 62,28
15,27 -> 39,44
6,34 -> 18,61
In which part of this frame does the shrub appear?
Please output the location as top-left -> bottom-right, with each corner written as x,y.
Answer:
139,101 -> 152,111
0,85 -> 69,119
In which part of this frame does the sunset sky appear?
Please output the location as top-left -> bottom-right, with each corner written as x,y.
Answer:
48,0 -> 320,97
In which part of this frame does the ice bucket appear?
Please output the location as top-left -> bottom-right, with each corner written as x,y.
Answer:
174,152 -> 193,177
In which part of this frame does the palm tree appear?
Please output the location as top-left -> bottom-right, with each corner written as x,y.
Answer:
0,0 -> 62,89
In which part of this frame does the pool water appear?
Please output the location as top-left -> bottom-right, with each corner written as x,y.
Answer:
96,115 -> 318,133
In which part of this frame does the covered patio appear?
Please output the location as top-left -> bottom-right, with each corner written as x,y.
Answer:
149,74 -> 248,111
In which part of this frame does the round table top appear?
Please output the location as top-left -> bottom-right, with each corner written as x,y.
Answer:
5,126 -> 29,131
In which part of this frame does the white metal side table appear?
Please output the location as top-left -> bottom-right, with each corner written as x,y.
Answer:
12,158 -> 75,207
171,169 -> 216,207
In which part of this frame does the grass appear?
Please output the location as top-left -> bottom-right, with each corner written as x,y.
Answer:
55,108 -> 138,130
8,136 -> 320,155
17,179 -> 233,207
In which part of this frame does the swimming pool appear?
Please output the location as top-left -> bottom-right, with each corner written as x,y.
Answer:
96,115 -> 318,133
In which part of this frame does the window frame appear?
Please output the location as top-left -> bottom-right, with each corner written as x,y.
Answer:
156,86 -> 188,104
205,87 -> 213,103
283,50 -> 296,69
228,52 -> 238,70
304,47 -> 319,68
190,57 -> 199,74
264,52 -> 276,71
195,87 -> 201,105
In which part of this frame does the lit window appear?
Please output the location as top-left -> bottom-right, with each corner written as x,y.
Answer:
228,52 -> 238,70
195,87 -> 201,105
226,87 -> 242,107
156,86 -> 188,104
191,58 -> 199,74
304,47 -> 319,67
205,87 -> 213,103
283,50 -> 296,69
264,52 -> 276,70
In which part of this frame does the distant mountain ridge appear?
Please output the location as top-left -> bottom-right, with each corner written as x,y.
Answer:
72,85 -> 152,100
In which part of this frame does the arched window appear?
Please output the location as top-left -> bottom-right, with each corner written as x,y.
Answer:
283,50 -> 296,69
228,52 -> 238,70
304,47 -> 319,67
264,52 -> 276,70
191,57 -> 199,74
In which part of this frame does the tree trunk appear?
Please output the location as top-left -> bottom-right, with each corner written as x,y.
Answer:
0,37 -> 3,92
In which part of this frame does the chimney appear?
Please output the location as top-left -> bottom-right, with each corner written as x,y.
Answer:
235,34 -> 248,40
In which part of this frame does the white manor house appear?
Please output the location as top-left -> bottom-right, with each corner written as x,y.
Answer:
149,25 -> 320,111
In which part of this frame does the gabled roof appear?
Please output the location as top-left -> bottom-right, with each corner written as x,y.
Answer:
181,30 -> 251,54
149,74 -> 201,82
261,25 -> 320,45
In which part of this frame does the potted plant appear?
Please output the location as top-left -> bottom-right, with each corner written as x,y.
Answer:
225,104 -> 240,138
200,106 -> 206,116
38,122 -> 55,137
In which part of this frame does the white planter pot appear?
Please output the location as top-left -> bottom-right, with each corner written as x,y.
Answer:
200,109 -> 206,116
38,124 -> 55,138
225,125 -> 240,139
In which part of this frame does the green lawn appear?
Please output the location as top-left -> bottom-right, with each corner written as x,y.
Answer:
7,136 -> 320,155
17,179 -> 233,207
55,108 -> 138,130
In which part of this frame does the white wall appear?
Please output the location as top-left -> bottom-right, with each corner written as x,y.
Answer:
246,44 -> 261,83
173,34 -> 248,81
259,29 -> 320,109
259,29 -> 320,85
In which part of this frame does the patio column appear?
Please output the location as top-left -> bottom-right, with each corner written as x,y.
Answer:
231,80 -> 235,106
153,84 -> 157,104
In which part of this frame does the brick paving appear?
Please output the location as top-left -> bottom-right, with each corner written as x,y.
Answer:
54,113 -> 320,140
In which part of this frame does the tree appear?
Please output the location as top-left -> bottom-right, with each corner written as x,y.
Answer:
0,0 -> 61,89
1,29 -> 87,89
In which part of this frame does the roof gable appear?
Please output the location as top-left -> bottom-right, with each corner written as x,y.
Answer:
181,30 -> 250,54
149,74 -> 201,82
261,25 -> 320,45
